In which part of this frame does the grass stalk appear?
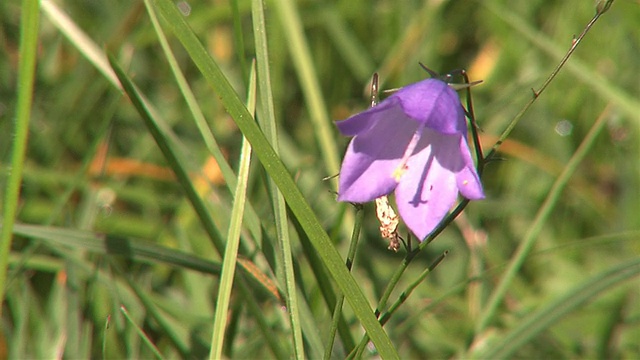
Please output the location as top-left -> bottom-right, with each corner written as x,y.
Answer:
0,0 -> 40,312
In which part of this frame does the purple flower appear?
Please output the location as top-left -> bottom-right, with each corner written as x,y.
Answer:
336,78 -> 484,240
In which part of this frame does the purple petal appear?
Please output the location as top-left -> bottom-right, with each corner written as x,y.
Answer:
394,132 -> 461,240
336,76 -> 485,238
337,112 -> 419,203
394,79 -> 467,135
456,136 -> 485,200
335,99 -> 402,136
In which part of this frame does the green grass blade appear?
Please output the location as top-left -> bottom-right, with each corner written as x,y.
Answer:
325,207 -> 364,359
476,106 -> 611,332
150,1 -> 397,357
116,266 -> 190,357
475,258 -> 640,359
484,1 -> 640,124
318,5 -> 375,83
9,233 -> 192,357
209,64 -> 256,360
272,0 -> 341,181
108,53 -> 288,358
120,306 -> 166,360
108,54 -> 226,253
40,0 -> 119,88
64,258 -> 82,358
0,0 -> 40,308
296,288 -> 325,359
143,0 -> 263,246
252,0 -> 304,357
229,0 -> 249,83
9,224 -> 221,276
209,135 -> 252,359
291,213 -> 356,352
102,316 -> 110,358
239,280 -> 290,359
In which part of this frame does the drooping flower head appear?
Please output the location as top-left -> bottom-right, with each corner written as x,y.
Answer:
336,77 -> 484,240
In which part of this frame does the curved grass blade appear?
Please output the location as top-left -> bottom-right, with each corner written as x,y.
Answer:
143,0 -> 263,246
10,224 -> 221,276
116,265 -> 190,357
120,305 -> 166,360
108,54 -> 289,358
474,258 -> 640,359
477,106 -> 611,332
150,1 -> 398,357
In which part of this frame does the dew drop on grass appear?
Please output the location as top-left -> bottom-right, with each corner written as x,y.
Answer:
554,119 -> 573,136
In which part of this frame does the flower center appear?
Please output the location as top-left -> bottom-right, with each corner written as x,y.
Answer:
393,123 -> 426,182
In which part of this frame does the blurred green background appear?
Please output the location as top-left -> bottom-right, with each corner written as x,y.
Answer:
1,0 -> 639,358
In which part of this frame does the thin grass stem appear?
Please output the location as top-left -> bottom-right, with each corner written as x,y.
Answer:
120,306 -> 166,360
209,65 -> 256,360
0,0 -> 40,312
475,104 -> 613,333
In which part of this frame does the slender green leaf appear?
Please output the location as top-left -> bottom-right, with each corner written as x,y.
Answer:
483,1 -> 640,125
317,4 -> 375,82
10,223 -> 221,276
150,1 -> 397,357
272,0 -> 340,179
108,52 -> 289,359
475,258 -> 640,359
252,0 -> 304,357
143,0 -> 263,246
477,106 -> 610,332
116,264 -> 191,357
120,306 -> 166,360
0,0 -> 40,307
325,207 -> 364,359
210,63 -> 256,360
40,0 -> 119,88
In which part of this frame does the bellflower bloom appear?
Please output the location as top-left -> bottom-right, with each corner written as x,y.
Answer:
336,78 -> 484,240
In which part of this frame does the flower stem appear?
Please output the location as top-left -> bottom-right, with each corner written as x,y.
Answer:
348,3 -> 615,355
349,248 -> 448,358
378,251 -> 448,326
474,2 -> 615,333
461,70 -> 486,176
484,0 -> 614,161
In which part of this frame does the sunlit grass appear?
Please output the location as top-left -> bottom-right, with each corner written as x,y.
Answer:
1,0 -> 639,358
